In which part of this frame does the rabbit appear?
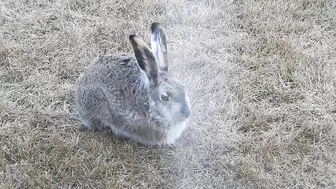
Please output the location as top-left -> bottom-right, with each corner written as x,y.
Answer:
75,23 -> 191,146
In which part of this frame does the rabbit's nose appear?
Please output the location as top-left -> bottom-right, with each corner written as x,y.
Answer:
181,105 -> 190,118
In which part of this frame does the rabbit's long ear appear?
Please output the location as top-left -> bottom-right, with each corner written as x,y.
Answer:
129,35 -> 158,84
151,22 -> 168,73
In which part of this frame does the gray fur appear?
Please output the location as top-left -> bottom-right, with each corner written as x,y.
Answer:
75,23 -> 190,146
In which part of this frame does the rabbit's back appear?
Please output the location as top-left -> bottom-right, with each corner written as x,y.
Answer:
75,54 -> 151,131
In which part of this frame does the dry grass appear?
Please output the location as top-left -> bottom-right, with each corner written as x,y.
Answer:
231,0 -> 336,188
0,0 -> 335,188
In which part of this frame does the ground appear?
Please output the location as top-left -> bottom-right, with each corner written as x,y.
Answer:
0,0 -> 336,188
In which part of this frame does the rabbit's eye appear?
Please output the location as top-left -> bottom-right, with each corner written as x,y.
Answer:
160,94 -> 170,102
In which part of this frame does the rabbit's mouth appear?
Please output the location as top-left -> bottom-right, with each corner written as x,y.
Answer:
172,107 -> 190,123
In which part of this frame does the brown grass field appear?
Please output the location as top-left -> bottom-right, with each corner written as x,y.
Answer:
1,0 -> 336,188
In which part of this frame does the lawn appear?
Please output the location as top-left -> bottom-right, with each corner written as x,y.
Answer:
1,0 -> 335,188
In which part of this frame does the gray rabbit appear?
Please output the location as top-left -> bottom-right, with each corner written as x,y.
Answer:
75,23 -> 191,146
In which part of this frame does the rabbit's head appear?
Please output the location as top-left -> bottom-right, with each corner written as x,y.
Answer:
129,23 -> 190,124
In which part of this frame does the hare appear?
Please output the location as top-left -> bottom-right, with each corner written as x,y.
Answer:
75,23 -> 191,146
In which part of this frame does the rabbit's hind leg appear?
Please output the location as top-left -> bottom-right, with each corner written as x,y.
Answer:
80,116 -> 112,132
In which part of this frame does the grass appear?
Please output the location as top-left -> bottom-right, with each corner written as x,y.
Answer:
1,0 -> 335,188
231,0 -> 336,188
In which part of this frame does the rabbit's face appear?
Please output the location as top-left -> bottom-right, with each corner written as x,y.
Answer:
152,75 -> 191,123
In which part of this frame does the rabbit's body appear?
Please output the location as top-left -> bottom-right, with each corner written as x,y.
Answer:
75,23 -> 190,146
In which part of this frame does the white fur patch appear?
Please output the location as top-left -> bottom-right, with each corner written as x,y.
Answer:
166,121 -> 187,144
79,117 -> 93,130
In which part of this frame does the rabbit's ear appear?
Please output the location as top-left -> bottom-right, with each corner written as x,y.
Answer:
151,22 -> 168,73
129,35 -> 158,84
